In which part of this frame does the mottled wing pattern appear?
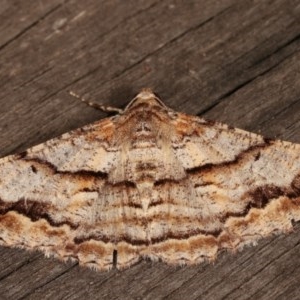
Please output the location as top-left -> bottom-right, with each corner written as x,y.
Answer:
149,114 -> 300,264
0,89 -> 299,270
0,117 -> 126,270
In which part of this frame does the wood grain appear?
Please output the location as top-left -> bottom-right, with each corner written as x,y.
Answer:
0,0 -> 299,299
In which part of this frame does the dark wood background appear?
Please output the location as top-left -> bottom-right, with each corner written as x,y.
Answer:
0,1 -> 300,299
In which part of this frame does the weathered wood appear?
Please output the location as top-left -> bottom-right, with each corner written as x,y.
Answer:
0,0 -> 299,299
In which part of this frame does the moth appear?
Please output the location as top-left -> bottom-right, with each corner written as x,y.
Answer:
0,89 -> 299,271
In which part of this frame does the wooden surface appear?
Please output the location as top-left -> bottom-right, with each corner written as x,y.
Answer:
0,0 -> 300,299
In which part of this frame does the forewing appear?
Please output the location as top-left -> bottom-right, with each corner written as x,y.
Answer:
144,114 -> 300,264
0,117 -> 142,270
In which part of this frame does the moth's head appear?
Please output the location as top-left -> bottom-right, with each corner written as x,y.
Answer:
124,88 -> 168,111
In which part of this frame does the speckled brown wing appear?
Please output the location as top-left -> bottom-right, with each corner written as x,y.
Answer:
143,113 -> 300,265
0,116 -> 129,270
0,89 -> 299,271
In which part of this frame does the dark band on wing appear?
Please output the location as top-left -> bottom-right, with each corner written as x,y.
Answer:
73,228 -> 222,246
0,198 -> 78,229
17,155 -> 108,179
187,138 -> 272,174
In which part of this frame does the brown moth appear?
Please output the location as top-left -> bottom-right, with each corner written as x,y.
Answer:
0,89 -> 299,271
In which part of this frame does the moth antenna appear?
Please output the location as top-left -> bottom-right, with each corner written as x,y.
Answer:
69,91 -> 123,114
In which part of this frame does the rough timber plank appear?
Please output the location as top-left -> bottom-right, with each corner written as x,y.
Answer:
0,0 -> 299,299
0,1 -> 64,49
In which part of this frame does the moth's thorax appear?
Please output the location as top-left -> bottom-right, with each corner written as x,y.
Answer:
131,121 -> 157,148
110,101 -> 184,186
118,99 -> 171,148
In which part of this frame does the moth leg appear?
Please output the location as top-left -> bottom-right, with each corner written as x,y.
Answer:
69,91 -> 124,114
